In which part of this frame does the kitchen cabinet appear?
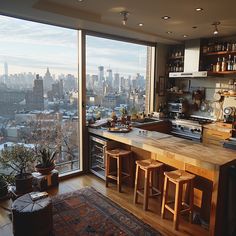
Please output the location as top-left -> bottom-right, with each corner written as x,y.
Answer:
167,45 -> 184,73
202,122 -> 232,146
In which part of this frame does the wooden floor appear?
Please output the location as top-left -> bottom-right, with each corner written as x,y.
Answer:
0,174 -> 209,236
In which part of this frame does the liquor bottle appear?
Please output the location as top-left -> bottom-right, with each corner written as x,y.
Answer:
216,57 -> 221,72
221,57 -> 227,71
233,56 -> 236,71
227,42 -> 232,52
227,55 -> 233,71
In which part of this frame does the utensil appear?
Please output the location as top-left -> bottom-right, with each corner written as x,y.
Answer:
200,101 -> 207,112
213,92 -> 221,101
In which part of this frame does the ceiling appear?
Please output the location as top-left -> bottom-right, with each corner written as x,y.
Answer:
1,0 -> 236,44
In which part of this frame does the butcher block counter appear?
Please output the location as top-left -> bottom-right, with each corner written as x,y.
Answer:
88,127 -> 236,236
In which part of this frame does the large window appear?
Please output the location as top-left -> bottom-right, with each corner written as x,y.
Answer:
0,15 -> 80,174
86,35 -> 154,120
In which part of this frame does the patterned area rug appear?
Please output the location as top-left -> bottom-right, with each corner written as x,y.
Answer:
52,187 -> 162,236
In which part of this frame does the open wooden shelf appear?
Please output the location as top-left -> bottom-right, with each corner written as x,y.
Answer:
168,56 -> 184,60
220,93 -> 236,97
203,51 -> 236,56
207,71 -> 236,76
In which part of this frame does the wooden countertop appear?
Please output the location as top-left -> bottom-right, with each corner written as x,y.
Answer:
88,127 -> 236,169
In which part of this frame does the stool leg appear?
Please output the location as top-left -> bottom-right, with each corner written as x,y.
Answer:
143,169 -> 149,211
159,166 -> 164,198
189,180 -> 194,223
161,176 -> 168,219
105,154 -> 110,188
128,153 -> 134,187
134,165 -> 139,204
149,170 -> 153,195
117,157 -> 122,192
173,183 -> 183,230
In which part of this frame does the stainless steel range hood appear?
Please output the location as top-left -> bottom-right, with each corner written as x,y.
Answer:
169,39 -> 208,78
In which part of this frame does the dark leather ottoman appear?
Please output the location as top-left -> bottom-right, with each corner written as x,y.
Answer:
12,192 -> 53,236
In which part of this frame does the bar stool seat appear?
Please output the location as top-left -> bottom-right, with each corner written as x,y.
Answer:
134,159 -> 163,211
161,170 -> 195,230
105,148 -> 133,192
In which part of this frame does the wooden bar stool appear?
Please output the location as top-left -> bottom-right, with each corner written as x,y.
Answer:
105,149 -> 132,192
134,159 -> 163,211
161,170 -> 195,230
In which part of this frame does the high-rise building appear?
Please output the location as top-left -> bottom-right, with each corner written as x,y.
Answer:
98,66 -> 104,83
106,69 -> 113,86
59,79 -> 64,98
114,73 -> 120,91
26,74 -> 44,110
43,67 -> 54,93
4,62 -> 8,84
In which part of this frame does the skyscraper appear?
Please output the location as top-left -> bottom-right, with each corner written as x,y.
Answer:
4,62 -> 8,84
98,66 -> 104,83
114,73 -> 120,90
43,67 -> 54,92
106,69 -> 113,86
26,74 -> 44,110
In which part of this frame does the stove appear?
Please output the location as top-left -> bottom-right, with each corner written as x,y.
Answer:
171,116 -> 214,142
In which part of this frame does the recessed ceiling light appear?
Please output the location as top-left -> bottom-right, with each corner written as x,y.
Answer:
192,26 -> 197,29
162,16 -> 171,20
166,31 -> 172,34
195,8 -> 203,11
138,23 -> 144,27
183,35 -> 188,38
77,0 -> 84,2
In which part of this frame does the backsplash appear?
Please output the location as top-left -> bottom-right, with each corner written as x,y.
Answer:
173,77 -> 236,120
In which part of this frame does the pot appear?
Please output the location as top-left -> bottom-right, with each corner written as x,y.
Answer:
35,163 -> 55,175
15,173 -> 33,194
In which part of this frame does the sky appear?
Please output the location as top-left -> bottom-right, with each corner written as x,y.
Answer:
0,15 -> 147,78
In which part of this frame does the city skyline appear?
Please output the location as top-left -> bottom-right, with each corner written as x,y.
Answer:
0,15 -> 147,78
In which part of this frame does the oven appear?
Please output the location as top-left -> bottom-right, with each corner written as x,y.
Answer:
170,116 -> 214,142
171,119 -> 202,142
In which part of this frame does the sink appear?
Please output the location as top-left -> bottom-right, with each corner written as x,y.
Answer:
133,118 -> 159,124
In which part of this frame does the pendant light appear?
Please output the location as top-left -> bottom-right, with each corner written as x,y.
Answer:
212,22 -> 220,35
120,11 -> 129,25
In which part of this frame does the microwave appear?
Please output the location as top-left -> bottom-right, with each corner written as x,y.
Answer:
168,102 -> 186,113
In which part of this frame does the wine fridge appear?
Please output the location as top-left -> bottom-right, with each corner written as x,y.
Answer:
89,135 -> 118,180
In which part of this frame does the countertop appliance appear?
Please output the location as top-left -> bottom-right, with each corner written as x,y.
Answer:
169,39 -> 208,78
170,116 -> 214,142
224,106 -> 236,123
89,135 -> 118,180
168,100 -> 189,119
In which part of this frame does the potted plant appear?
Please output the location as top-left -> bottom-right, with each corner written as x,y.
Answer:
0,174 -> 8,198
35,146 -> 57,175
0,145 -> 35,194
120,107 -> 128,124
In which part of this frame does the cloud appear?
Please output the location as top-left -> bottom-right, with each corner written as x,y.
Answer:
0,15 -> 77,48
0,15 -> 148,77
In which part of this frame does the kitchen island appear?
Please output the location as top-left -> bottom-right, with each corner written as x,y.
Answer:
88,127 -> 236,236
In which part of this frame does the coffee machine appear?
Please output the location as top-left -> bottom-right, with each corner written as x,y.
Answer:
223,106 -> 236,123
